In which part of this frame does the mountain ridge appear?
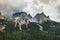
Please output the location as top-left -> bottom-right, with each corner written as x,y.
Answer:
12,12 -> 50,24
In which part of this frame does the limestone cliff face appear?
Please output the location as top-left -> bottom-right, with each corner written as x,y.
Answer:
0,12 -> 5,19
13,12 -> 32,30
13,12 -> 50,24
13,12 -> 32,24
13,12 -> 32,19
28,18 -> 38,23
12,12 -> 50,30
0,24 -> 6,32
35,12 -> 50,24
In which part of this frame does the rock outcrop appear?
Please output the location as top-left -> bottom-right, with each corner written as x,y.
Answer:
35,12 -> 50,24
13,12 -> 50,30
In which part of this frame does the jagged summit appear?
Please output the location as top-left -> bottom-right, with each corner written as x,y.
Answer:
12,12 -> 50,24
34,12 -> 46,18
13,12 -> 27,17
34,12 -> 50,24
28,14 -> 32,18
40,12 -> 46,17
13,12 -> 49,19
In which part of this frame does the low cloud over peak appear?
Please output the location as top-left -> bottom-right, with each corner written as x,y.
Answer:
0,0 -> 60,22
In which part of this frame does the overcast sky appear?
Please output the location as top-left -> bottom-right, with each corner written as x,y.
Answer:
0,0 -> 60,22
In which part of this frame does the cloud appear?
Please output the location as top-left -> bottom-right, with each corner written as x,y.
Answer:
23,0 -> 60,22
56,5 -> 60,13
0,0 -> 27,17
0,0 -> 60,22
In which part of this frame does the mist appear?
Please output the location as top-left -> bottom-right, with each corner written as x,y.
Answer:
0,0 -> 60,22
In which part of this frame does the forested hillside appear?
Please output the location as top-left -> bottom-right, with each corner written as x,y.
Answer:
0,19 -> 60,40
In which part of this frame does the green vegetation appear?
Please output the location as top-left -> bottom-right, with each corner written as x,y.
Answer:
41,21 -> 60,35
0,19 -> 60,40
1,30 -> 60,40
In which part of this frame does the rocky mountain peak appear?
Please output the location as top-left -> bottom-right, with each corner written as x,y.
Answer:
13,12 -> 50,24
34,12 -> 50,24
13,12 -> 27,17
40,12 -> 46,17
28,14 -> 32,18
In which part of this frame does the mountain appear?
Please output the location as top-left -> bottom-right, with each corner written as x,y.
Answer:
0,12 -> 60,40
28,14 -> 32,18
11,12 -> 60,32
0,18 -> 60,40
13,12 -> 27,17
35,12 -> 50,24
13,12 -> 50,25
13,12 -> 32,19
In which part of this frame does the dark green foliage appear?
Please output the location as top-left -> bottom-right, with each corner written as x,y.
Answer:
40,21 -> 60,35
21,24 -> 27,30
0,19 -> 18,32
0,19 -> 60,40
40,21 -> 51,31
0,31 -> 60,40
28,22 -> 40,31
20,22 -> 40,31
